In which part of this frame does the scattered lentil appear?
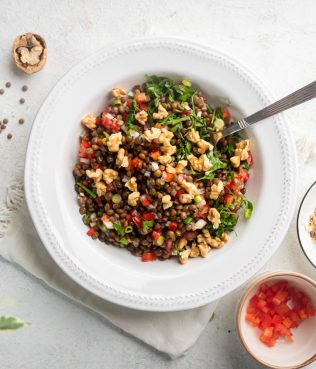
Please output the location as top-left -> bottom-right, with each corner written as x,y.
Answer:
0,89 -> 4,95
19,118 -> 25,124
7,133 -> 12,139
5,82 -> 11,88
19,98 -> 25,104
3,118 -> 8,124
22,85 -> 28,92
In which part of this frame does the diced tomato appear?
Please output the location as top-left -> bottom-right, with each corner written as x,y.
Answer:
152,229 -> 162,241
139,103 -> 148,111
271,314 -> 283,325
95,117 -> 102,125
247,151 -> 254,166
165,172 -> 174,182
140,196 -> 151,207
111,121 -> 120,132
282,318 -> 293,328
127,214 -> 132,222
198,204 -> 209,219
250,294 -> 259,307
275,304 -> 290,316
246,313 -> 260,327
237,168 -> 250,183
259,314 -> 272,329
150,150 -> 161,161
143,212 -> 155,221
305,306 -> 315,317
272,290 -> 288,305
131,211 -> 142,228
130,157 -> 143,170
169,221 -> 178,231
141,252 -> 157,262
154,123 -> 162,129
224,194 -> 234,205
260,334 -> 275,347
126,99 -> 131,108
79,140 -> 94,159
271,281 -> 288,293
122,112 -> 128,122
86,228 -> 96,237
223,109 -> 231,124
260,283 -> 269,293
181,108 -> 191,116
175,189 -> 184,198
225,180 -> 239,193
298,308 -> 309,320
136,93 -> 149,104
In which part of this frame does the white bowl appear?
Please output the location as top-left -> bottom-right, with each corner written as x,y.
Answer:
297,181 -> 316,268
237,272 -> 316,368
24,38 -> 297,311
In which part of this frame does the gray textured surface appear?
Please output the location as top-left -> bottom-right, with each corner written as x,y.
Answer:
0,0 -> 316,368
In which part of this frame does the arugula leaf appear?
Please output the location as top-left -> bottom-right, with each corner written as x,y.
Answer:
206,151 -> 227,172
113,223 -> 126,236
224,143 -> 235,157
176,140 -> 192,160
226,170 -> 235,180
145,75 -> 175,102
183,217 -> 193,224
142,220 -> 155,230
0,316 -> 29,330
160,115 -> 191,133
208,205 -> 239,237
242,162 -> 250,170
240,196 -> 253,219
196,172 -> 215,181
173,84 -> 195,102
125,98 -> 138,134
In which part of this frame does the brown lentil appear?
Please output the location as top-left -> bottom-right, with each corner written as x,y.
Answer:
22,85 -> 28,92
5,82 -> 11,88
19,98 -> 25,104
7,133 -> 12,140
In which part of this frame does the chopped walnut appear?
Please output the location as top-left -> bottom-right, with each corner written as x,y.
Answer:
230,156 -> 241,168
221,232 -> 230,242
208,208 -> 221,229
307,208 -> 316,241
175,160 -> 188,174
103,169 -> 118,184
143,127 -> 161,142
128,191 -> 140,206
86,168 -> 103,182
177,238 -> 188,250
158,154 -> 172,165
180,180 -> 199,196
179,193 -> 194,204
95,181 -> 107,197
166,164 -> 176,174
209,236 -> 224,249
161,141 -> 177,155
236,139 -> 250,151
125,177 -> 137,192
179,248 -> 191,264
197,139 -> 213,154
235,148 -> 249,161
116,148 -> 129,168
153,103 -> 168,119
186,129 -> 200,143
197,234 -> 211,257
12,33 -> 47,74
81,114 -> 97,130
209,180 -> 224,200
201,229 -> 213,246
135,110 -> 148,125
187,154 -> 212,172
159,129 -> 174,141
112,88 -> 126,98
162,194 -> 173,209
107,132 -> 122,152
189,244 -> 200,258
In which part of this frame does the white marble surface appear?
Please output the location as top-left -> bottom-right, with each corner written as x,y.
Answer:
0,0 -> 316,368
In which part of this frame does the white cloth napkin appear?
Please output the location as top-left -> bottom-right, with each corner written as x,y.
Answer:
0,184 -> 216,358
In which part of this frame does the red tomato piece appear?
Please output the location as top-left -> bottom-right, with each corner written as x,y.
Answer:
136,93 -> 149,104
143,212 -> 155,221
86,228 -> 96,237
168,221 -> 178,231
165,172 -> 175,182
271,314 -> 283,325
152,229 -> 162,241
223,109 -> 231,124
131,211 -> 142,228
238,168 -> 250,183
79,139 -> 90,158
250,294 -> 259,307
150,150 -> 161,161
139,103 -> 148,111
140,196 -> 151,207
141,252 -> 157,262
198,204 -> 209,219
247,151 -> 254,166
181,108 -> 191,116
130,157 -> 143,170
272,290 -> 288,306
224,194 -> 234,205
95,117 -> 102,125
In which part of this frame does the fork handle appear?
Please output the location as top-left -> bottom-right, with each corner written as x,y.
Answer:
245,80 -> 316,124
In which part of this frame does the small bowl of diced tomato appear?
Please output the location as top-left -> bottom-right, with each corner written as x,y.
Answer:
237,272 -> 316,369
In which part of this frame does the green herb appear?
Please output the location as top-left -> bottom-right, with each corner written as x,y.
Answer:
241,196 -> 253,219
176,140 -> 192,160
113,223 -> 126,236
208,205 -> 239,237
145,75 -> 175,103
0,316 -> 29,330
76,182 -> 97,199
207,151 -> 227,172
119,237 -> 129,247
183,217 -> 193,224
173,83 -> 195,102
182,79 -> 192,87
226,170 -> 235,180
125,98 -> 138,134
209,312 -> 216,322
242,162 -> 250,170
82,212 -> 91,225
142,220 -> 155,230
125,225 -> 133,233
112,99 -> 122,105
196,172 -> 215,181
224,143 -> 234,157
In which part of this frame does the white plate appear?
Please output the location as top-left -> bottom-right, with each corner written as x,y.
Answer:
297,181 -> 316,268
25,38 -> 297,311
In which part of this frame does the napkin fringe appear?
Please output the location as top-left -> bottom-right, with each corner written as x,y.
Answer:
0,183 -> 24,239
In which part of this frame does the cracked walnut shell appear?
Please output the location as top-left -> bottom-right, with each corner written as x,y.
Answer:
12,33 -> 47,74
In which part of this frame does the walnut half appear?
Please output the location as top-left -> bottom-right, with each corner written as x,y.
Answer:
12,33 -> 47,74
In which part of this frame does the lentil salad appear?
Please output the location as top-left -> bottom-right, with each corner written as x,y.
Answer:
73,76 -> 253,264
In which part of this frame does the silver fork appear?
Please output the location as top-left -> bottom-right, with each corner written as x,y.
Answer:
218,80 -> 316,139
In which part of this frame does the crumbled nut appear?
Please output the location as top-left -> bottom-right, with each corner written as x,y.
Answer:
208,208 -> 221,229
177,238 -> 188,250
209,181 -> 224,200
143,127 -> 161,142
235,148 -> 249,161
153,103 -> 168,119
116,148 -> 129,167
161,141 -> 177,155
197,139 -> 213,154
186,129 -> 200,143
135,110 -> 148,125
236,139 -> 250,151
81,114 -> 97,130
202,229 -> 213,245
187,154 -> 212,172
12,33 -> 47,74
162,194 -> 173,209
159,129 -> 174,141
212,132 -> 222,143
175,160 -> 188,174
86,168 -> 103,182
179,248 -> 191,264
112,88 -> 126,98
103,169 -> 119,184
221,232 -> 229,242
230,155 -> 241,168
158,154 -> 172,165
181,180 -> 199,196
166,164 -> 175,174
307,208 -> 316,241
107,132 -> 122,152
95,181 -> 107,197
209,237 -> 224,249
125,177 -> 137,192
197,235 -> 211,257
128,191 -> 140,206
189,244 -> 200,258
179,194 -> 194,204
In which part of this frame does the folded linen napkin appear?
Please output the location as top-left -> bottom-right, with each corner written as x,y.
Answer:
0,183 -> 216,358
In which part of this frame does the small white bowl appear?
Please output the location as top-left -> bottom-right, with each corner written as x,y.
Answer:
297,181 -> 316,268
237,272 -> 316,369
